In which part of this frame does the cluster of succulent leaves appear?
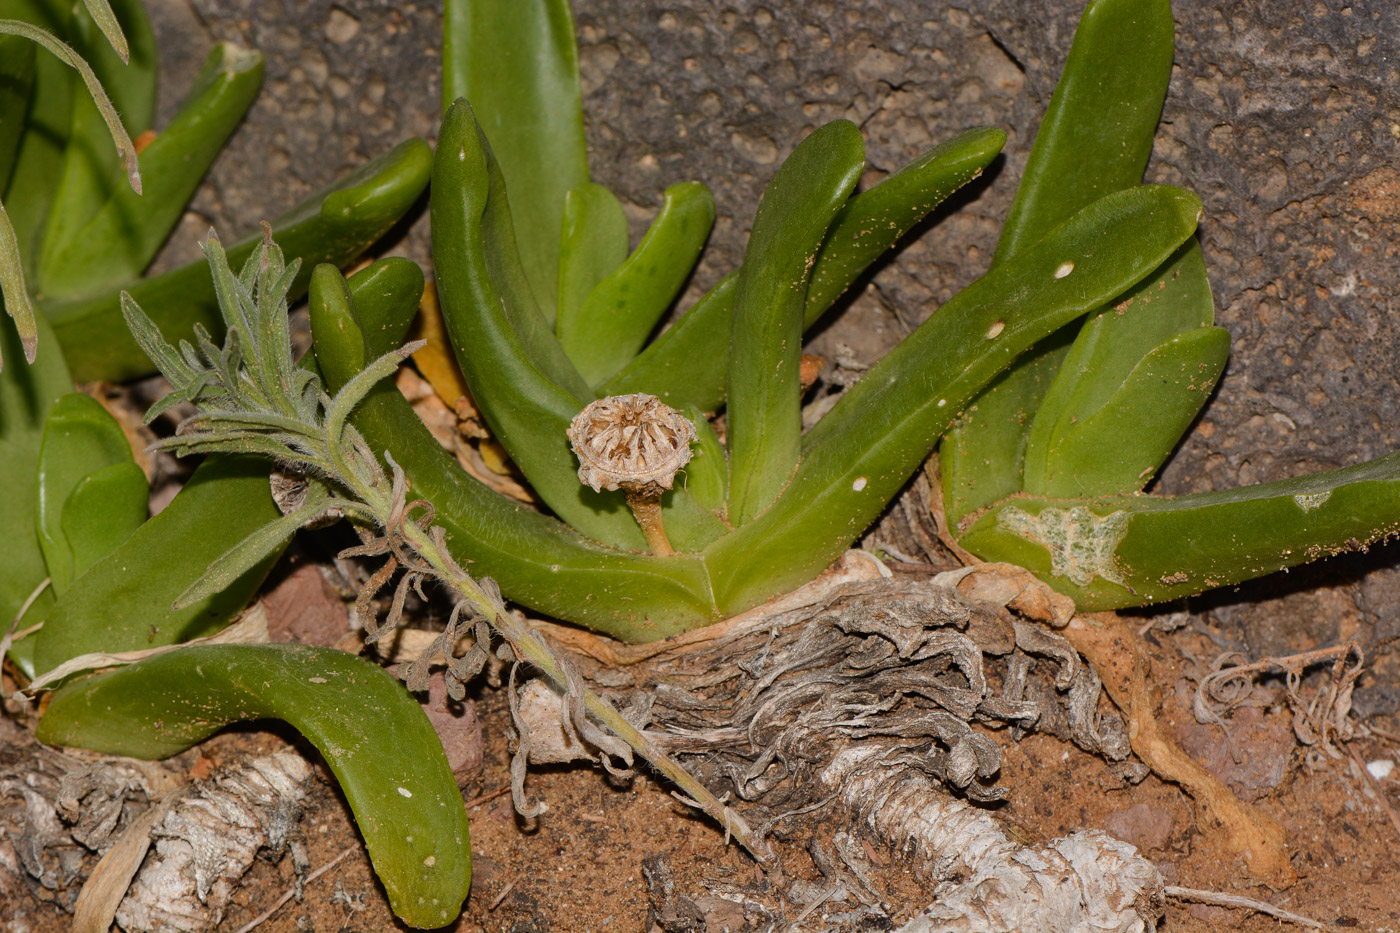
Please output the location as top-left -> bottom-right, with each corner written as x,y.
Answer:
937,0 -> 1400,610
1,0 -> 431,660
36,237 -> 473,927
298,0 -> 1195,646
15,0 -> 1400,927
0,4 -> 444,925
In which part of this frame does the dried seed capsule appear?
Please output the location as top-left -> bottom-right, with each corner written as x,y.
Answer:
567,393 -> 696,555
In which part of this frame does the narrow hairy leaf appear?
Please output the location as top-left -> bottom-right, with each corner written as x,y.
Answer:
79,0 -> 127,62
0,198 -> 35,366
324,342 -> 422,451
174,495 -> 349,610
0,18 -> 139,193
29,0 -> 154,280
39,43 -> 263,298
37,644 -> 472,928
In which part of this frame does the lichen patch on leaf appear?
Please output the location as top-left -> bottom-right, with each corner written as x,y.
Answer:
998,505 -> 1130,586
1293,490 -> 1332,512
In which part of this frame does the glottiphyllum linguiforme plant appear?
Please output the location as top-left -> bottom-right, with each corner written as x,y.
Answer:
1,0 -> 432,675
938,0 -> 1400,609
33,233 -> 774,926
290,0 -> 1205,645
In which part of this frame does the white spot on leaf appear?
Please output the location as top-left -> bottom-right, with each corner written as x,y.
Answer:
398,787 -> 413,798
1054,261 -> 1075,279
852,477 -> 868,492
1293,491 -> 1331,512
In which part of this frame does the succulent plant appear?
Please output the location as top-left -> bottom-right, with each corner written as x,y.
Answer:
296,0 -> 1199,643
0,0 -> 431,381
938,0 -> 1400,610
2,0 -> 431,673
37,234 -> 772,927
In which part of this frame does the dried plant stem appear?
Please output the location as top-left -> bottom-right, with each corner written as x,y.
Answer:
1065,611 -> 1294,887
1164,886 -> 1323,929
625,492 -> 673,557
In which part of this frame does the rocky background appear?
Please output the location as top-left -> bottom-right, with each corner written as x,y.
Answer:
154,0 -> 1400,706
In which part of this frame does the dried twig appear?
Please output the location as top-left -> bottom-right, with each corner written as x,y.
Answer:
1165,885 -> 1324,929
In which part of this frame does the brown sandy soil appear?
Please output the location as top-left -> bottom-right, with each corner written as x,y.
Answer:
7,603 -> 1400,932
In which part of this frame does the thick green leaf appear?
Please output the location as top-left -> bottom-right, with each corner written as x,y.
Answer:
43,137 -> 432,382
958,448 -> 1400,611
561,181 -> 716,387
994,0 -> 1173,262
0,33 -> 35,192
31,454 -> 284,675
599,272 -> 737,412
432,101 -> 646,547
603,128 -> 1004,412
346,256 -> 423,351
34,392 -> 135,591
443,0 -> 588,320
1027,326 -> 1229,497
727,120 -> 864,525
804,126 -> 1006,325
0,310 -> 68,634
37,643 -> 472,929
681,403 -> 727,516
705,186 -> 1203,615
38,42 -> 263,299
27,0 -> 152,272
941,0 -> 1175,523
1022,241 -> 1226,496
313,263 -> 723,640
556,180 -> 629,337
59,459 -> 147,576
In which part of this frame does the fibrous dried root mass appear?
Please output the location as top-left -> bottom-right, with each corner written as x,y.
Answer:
529,559 -> 1163,930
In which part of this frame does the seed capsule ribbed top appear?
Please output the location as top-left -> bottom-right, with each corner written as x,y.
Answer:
567,393 -> 696,498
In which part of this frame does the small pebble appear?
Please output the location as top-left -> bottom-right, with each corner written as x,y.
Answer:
1366,759 -> 1395,780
